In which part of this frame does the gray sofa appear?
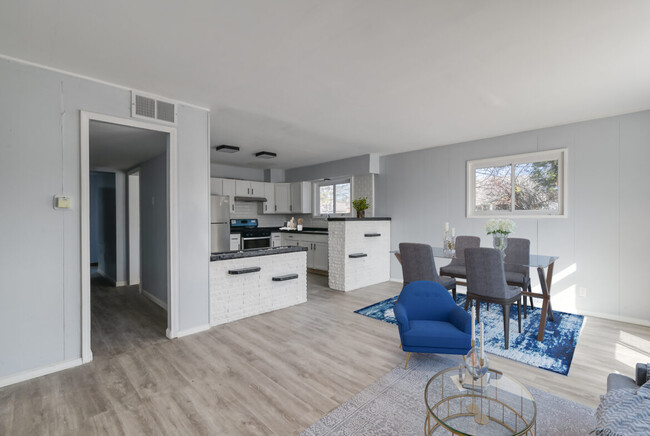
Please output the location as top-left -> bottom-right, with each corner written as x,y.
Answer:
594,363 -> 650,435
607,363 -> 648,392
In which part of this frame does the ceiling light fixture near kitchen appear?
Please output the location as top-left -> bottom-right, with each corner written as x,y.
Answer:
255,151 -> 277,159
215,144 -> 240,153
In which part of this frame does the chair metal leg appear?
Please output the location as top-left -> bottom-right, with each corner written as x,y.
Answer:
528,283 -> 534,308
487,303 -> 490,311
404,352 -> 411,369
517,297 -> 522,333
502,304 -> 511,349
464,297 -> 470,311
452,286 -> 457,302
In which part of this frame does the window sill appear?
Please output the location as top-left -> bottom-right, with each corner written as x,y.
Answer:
467,214 -> 568,219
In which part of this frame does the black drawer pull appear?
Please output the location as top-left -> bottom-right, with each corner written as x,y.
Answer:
364,233 -> 381,237
272,274 -> 299,281
228,267 -> 261,275
349,253 -> 367,258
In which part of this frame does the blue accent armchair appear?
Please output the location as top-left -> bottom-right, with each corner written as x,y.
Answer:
394,281 -> 472,368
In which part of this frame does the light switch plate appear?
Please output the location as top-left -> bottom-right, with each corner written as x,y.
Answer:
54,195 -> 72,210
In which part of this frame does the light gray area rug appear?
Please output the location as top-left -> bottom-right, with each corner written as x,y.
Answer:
301,354 -> 595,435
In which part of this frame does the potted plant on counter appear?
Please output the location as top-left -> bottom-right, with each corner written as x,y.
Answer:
352,197 -> 370,218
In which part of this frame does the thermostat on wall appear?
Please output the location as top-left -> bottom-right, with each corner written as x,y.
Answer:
54,195 -> 72,210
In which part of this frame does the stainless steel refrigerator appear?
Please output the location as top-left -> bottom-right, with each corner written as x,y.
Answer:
210,195 -> 230,253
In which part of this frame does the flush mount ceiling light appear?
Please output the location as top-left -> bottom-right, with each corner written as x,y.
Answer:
215,144 -> 240,153
255,151 -> 277,159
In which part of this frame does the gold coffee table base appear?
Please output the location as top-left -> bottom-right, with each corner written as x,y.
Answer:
424,368 -> 536,436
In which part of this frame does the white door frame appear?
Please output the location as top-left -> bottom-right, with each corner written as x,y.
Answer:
80,111 -> 180,364
127,168 -> 141,287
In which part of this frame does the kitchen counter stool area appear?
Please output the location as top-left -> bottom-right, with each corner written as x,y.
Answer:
209,247 -> 307,326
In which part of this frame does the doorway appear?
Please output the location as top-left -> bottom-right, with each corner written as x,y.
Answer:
81,112 -> 179,363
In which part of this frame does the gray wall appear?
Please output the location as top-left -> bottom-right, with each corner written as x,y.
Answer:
140,152 -> 168,304
0,57 -> 210,381
376,110 -> 650,324
285,153 -> 377,182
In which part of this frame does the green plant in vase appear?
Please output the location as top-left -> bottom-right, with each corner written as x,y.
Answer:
352,197 -> 370,218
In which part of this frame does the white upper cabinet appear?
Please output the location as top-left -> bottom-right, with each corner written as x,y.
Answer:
250,181 -> 264,197
210,178 -> 223,195
261,183 -> 275,214
222,179 -> 236,213
290,181 -> 312,214
235,180 -> 249,197
235,180 -> 265,198
275,183 -> 291,213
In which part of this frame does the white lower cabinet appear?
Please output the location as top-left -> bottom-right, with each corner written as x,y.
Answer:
229,234 -> 241,251
280,233 -> 328,271
313,242 -> 328,271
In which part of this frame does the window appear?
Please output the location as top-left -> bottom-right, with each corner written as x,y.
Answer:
467,149 -> 567,217
315,179 -> 351,216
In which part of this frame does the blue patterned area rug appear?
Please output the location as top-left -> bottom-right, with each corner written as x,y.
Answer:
354,294 -> 584,376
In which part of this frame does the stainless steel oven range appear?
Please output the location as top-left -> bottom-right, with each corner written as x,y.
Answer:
230,218 -> 271,250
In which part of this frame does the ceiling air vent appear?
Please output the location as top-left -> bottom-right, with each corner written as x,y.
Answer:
131,91 -> 177,125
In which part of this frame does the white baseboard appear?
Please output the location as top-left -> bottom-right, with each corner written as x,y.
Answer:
0,358 -> 84,388
115,280 -> 128,287
172,324 -> 211,338
141,289 -> 168,311
389,277 -> 403,283
579,310 -> 650,327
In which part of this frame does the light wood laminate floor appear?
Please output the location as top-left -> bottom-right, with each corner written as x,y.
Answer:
1,274 -> 649,435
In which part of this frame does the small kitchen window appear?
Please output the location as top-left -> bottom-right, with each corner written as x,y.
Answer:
467,149 -> 567,217
315,179 -> 351,216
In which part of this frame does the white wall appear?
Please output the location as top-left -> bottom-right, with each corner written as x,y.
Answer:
285,154 -> 377,182
210,162 -> 265,181
140,152 -> 168,305
376,110 -> 650,324
0,57 -> 210,382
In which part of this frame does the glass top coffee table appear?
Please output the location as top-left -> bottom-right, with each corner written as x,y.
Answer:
425,366 -> 536,435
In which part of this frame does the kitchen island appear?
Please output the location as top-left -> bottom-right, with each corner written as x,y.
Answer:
328,217 -> 391,292
209,246 -> 307,326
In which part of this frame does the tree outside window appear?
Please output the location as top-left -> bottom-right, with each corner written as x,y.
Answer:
468,150 -> 565,217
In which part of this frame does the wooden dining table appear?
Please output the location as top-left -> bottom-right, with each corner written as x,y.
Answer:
391,247 -> 558,342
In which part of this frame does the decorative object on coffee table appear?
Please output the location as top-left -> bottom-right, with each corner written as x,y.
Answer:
486,218 -> 516,258
352,196 -> 369,218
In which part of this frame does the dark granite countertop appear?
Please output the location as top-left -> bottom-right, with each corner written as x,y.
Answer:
327,217 -> 391,221
210,245 -> 308,261
279,227 -> 328,235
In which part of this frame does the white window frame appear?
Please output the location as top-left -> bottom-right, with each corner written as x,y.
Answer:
313,177 -> 353,217
467,149 -> 568,218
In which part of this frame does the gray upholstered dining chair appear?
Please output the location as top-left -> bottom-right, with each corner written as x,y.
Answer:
504,238 -> 533,314
439,236 -> 481,281
399,243 -> 457,301
465,248 -> 522,349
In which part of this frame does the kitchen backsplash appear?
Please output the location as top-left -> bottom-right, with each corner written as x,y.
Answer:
231,201 -> 328,229
231,201 -> 286,227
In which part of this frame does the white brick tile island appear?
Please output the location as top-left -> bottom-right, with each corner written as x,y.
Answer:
328,217 -> 391,292
209,247 -> 307,326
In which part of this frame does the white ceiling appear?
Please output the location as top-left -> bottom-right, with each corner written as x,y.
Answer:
89,121 -> 167,171
2,1 -> 650,169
